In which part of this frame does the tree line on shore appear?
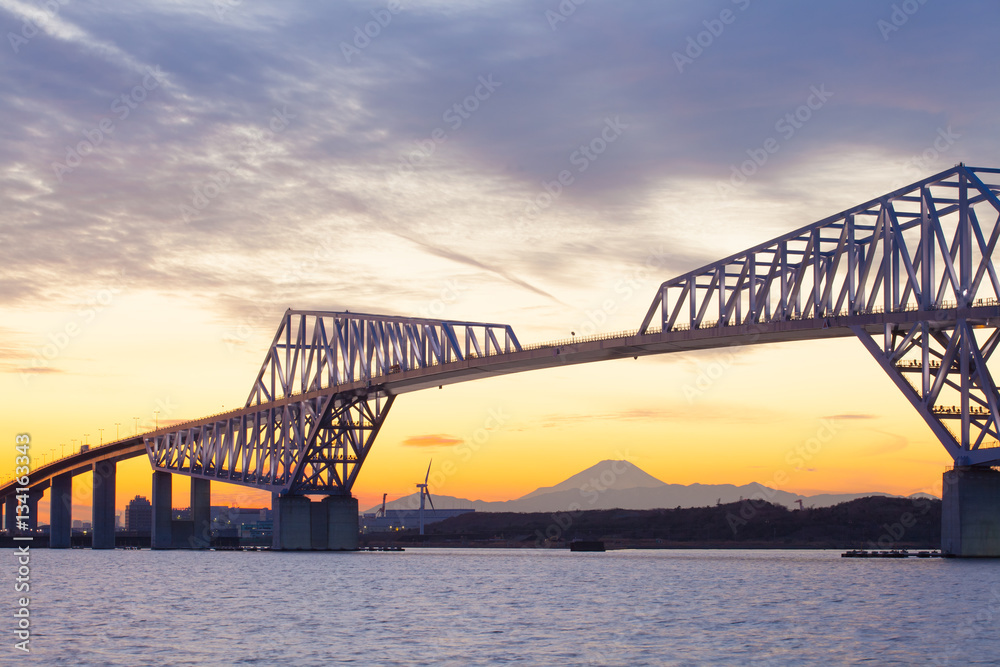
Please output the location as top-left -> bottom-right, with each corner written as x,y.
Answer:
373,496 -> 941,549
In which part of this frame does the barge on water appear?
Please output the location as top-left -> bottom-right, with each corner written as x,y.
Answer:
841,549 -> 942,558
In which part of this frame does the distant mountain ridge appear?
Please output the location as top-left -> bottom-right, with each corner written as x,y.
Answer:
365,460 -> 936,515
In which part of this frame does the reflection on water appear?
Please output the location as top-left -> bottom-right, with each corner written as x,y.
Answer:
11,548 -> 1000,666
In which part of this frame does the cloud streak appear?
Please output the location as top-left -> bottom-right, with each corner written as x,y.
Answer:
1,0 -> 997,342
401,434 -> 463,448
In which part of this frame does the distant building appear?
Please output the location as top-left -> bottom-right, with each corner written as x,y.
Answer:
238,520 -> 273,541
125,495 -> 152,533
211,506 -> 271,532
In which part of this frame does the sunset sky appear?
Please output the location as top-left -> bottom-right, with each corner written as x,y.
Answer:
2,0 -> 998,518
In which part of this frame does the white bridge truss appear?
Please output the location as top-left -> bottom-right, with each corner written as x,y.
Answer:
246,310 -> 522,406
146,313 -> 521,494
640,164 -> 1000,465
145,165 -> 1000,496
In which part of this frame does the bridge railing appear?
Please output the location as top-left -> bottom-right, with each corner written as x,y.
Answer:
640,165 -> 1000,334
246,311 -> 522,406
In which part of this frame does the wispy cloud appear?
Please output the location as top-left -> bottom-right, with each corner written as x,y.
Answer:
537,404 -> 787,428
1,0 -> 997,332
825,413 -> 879,421
401,434 -> 463,448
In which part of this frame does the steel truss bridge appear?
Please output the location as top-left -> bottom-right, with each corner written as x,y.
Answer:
5,164 -> 1000,525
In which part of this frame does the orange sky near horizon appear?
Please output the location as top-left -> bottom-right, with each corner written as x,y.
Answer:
3,293 -> 956,523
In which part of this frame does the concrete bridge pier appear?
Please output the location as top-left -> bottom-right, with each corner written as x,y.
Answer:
190,478 -> 211,549
26,489 -> 40,535
49,473 -> 73,549
92,461 -> 116,549
324,496 -> 359,550
272,493 -> 359,550
151,471 -> 173,549
2,494 -> 13,533
942,467 -> 1000,557
272,494 -> 312,550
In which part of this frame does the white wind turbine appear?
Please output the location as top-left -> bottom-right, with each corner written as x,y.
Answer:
416,459 -> 436,535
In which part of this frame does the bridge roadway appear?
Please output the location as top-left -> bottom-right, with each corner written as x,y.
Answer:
4,302 -> 998,523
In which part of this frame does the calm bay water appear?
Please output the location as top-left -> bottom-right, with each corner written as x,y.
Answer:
7,548 -> 1000,665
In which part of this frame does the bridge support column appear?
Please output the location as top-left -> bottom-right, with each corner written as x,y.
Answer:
323,496 -> 359,550
272,494 -> 313,550
942,467 -> 1000,557
92,461 -> 116,549
323,496 -> 358,551
49,474 -> 72,549
190,478 -> 211,549
151,471 -> 173,549
3,495 -> 14,533
26,489 -> 40,535
310,502 -> 328,549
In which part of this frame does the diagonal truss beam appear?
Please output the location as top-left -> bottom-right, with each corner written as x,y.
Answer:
641,165 -> 1000,465
148,312 -> 520,494
641,165 -> 1000,334
246,311 -> 521,407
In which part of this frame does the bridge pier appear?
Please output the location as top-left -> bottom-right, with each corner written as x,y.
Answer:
272,494 -> 312,550
26,489 -> 40,535
49,473 -> 72,549
942,467 -> 1000,557
272,494 -> 359,550
2,494 -> 13,533
324,496 -> 359,550
92,461 -> 116,549
190,478 -> 211,549
151,471 -> 172,549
